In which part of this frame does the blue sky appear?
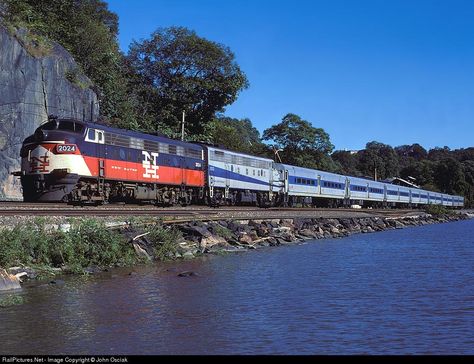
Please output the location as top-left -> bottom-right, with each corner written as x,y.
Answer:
107,0 -> 474,151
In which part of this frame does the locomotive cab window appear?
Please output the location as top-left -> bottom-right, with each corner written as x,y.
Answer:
86,128 -> 105,143
57,120 -> 84,133
39,121 -> 57,131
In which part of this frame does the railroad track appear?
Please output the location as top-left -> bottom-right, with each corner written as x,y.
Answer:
0,209 -> 218,217
0,201 -> 422,218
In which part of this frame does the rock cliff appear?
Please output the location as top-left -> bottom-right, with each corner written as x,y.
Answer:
0,25 -> 99,200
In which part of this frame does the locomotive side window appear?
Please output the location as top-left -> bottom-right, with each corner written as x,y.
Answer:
130,137 -> 143,149
86,128 -> 105,143
186,148 -> 201,159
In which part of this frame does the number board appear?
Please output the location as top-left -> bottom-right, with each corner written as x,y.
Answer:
56,144 -> 77,154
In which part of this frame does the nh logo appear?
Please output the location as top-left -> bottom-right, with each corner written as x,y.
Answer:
30,155 -> 50,173
142,151 -> 160,179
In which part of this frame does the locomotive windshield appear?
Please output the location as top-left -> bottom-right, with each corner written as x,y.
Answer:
39,121 -> 57,130
38,119 -> 85,133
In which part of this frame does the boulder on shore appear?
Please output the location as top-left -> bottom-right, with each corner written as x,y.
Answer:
0,268 -> 21,291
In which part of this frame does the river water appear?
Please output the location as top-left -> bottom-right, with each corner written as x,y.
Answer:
1,219 -> 474,355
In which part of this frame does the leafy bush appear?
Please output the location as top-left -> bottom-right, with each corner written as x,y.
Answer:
210,224 -> 233,240
0,218 -> 138,274
56,218 -> 137,273
146,224 -> 183,261
424,204 -> 455,216
0,218 -> 52,267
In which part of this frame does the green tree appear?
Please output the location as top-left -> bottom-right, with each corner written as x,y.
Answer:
395,143 -> 428,170
395,144 -> 428,160
126,26 -> 249,137
331,150 -> 360,176
452,147 -> 474,162
262,113 -> 335,170
208,116 -> 270,156
357,141 -> 400,180
433,158 -> 467,195
399,160 -> 434,187
428,146 -> 451,161
462,160 -> 474,207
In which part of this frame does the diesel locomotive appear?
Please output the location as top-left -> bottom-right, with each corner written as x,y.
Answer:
16,116 -> 464,208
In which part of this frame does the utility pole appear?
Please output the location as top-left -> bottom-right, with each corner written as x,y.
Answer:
181,110 -> 185,141
273,146 -> 283,163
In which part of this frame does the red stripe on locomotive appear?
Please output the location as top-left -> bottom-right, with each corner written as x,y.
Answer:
83,156 -> 205,187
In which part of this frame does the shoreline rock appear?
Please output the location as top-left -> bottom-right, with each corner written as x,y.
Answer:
1,212 -> 471,291
0,268 -> 21,291
170,213 -> 471,256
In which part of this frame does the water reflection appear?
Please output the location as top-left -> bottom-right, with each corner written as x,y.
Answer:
2,220 -> 474,354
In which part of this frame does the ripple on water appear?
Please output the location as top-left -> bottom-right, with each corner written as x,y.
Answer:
1,219 -> 474,354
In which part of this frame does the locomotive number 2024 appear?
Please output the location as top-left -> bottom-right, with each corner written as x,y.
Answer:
56,144 -> 77,153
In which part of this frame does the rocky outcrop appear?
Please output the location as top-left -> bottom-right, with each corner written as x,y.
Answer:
0,25 -> 99,200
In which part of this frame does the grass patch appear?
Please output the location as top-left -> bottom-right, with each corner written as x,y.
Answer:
8,26 -> 53,57
0,218 -> 138,274
210,224 -> 233,240
424,204 -> 456,216
146,224 -> 183,261
65,67 -> 92,90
